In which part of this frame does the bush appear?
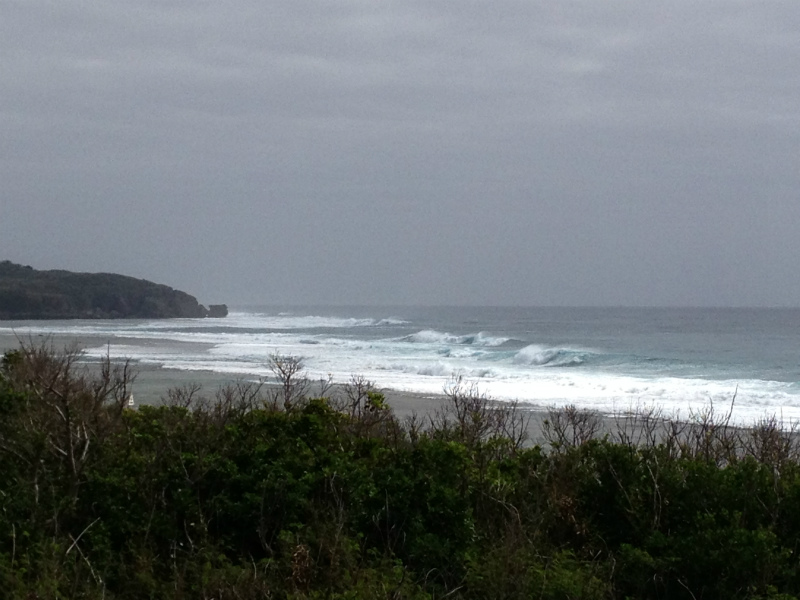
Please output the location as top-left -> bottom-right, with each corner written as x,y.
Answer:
3,341 -> 800,598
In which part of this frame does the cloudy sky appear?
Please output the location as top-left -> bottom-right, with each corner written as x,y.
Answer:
2,1 -> 799,306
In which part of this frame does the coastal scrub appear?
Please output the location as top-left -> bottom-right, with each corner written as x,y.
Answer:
1,342 -> 799,599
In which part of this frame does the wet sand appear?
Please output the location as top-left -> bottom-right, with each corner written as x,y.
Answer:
1,331 -> 789,450
0,332 -> 616,444
0,332 -> 469,410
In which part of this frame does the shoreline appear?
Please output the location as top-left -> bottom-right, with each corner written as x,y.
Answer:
0,330 -> 466,411
0,332 -> 560,441
3,312 -> 799,428
2,332 -> 791,445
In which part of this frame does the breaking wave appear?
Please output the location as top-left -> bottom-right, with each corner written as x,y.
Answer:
514,344 -> 598,367
9,307 -> 800,426
403,329 -> 510,347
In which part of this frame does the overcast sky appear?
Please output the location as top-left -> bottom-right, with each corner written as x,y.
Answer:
2,1 -> 799,307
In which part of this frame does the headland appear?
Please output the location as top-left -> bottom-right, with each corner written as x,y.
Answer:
0,260 -> 227,319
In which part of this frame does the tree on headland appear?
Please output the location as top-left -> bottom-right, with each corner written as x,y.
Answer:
0,260 -> 226,319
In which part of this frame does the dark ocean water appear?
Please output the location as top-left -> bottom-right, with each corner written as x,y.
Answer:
4,306 -> 800,424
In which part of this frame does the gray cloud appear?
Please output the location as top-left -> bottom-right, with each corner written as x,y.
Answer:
2,0 -> 800,306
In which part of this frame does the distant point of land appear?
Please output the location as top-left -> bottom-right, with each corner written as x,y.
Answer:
0,260 -> 227,320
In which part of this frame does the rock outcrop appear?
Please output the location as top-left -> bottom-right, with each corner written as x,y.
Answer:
207,304 -> 229,318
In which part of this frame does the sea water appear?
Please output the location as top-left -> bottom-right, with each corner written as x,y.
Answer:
3,306 -> 800,425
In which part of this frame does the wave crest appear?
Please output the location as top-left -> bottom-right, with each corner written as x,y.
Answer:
514,344 -> 594,367
403,329 -> 509,347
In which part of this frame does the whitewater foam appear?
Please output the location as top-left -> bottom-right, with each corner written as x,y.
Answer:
7,307 -> 800,426
514,344 -> 596,367
403,329 -> 509,347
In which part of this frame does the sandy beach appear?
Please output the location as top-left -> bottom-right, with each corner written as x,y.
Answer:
0,331 -> 441,407
2,328 -> 781,450
0,331 -> 564,442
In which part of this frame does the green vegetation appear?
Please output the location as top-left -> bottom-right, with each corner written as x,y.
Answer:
2,342 -> 800,599
0,261 -> 226,319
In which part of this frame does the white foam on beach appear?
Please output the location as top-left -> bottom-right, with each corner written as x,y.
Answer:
207,312 -> 409,330
8,311 -> 800,427
76,338 -> 800,426
0,312 -> 407,338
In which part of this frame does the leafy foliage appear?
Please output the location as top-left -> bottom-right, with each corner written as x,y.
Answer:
2,342 -> 800,598
0,260 -> 214,319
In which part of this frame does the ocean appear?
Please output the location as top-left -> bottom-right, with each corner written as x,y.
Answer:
3,306 -> 800,425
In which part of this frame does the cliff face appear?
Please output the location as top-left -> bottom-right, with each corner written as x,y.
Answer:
0,261 -> 224,320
